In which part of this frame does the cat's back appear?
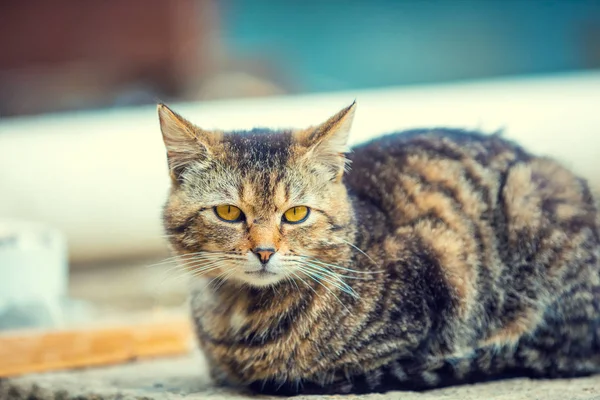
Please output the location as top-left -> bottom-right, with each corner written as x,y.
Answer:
347,128 -> 530,194
346,129 -> 534,228
346,128 -> 597,228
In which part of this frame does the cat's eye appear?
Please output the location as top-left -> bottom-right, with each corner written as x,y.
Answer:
282,206 -> 310,224
214,205 -> 244,222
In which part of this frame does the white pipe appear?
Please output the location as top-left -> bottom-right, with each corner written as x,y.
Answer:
1,71 -> 599,263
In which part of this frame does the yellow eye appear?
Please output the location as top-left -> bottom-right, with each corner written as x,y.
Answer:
283,206 -> 310,224
214,205 -> 244,222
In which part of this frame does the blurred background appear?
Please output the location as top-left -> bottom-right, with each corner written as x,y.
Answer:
1,0 -> 600,323
2,0 -> 600,117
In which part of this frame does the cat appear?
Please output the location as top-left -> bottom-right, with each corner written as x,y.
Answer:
158,102 -> 600,395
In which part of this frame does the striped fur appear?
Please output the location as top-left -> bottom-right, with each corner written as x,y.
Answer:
159,103 -> 600,395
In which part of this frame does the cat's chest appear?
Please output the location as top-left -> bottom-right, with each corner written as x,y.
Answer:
190,283 -> 246,337
191,283 -> 285,342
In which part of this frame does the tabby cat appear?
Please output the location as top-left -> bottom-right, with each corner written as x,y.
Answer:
158,102 -> 600,395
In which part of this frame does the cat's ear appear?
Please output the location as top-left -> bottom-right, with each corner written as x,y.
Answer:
158,104 -> 221,183
295,101 -> 356,181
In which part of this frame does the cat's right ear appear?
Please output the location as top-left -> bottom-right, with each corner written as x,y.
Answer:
294,101 -> 356,182
157,104 -> 220,183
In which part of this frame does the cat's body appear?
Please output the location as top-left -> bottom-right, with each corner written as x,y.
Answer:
159,103 -> 600,395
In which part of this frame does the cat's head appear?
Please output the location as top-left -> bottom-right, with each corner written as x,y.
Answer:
159,103 -> 357,287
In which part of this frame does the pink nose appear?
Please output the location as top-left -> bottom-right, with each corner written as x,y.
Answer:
253,248 -> 275,264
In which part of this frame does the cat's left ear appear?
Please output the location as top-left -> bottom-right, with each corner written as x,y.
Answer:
295,101 -> 356,181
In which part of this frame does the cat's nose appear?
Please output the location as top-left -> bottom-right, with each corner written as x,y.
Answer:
252,247 -> 276,264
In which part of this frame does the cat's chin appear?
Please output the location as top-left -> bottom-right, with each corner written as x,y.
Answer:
236,271 -> 286,287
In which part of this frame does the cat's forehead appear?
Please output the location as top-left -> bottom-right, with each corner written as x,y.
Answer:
221,129 -> 296,170
238,176 -> 294,216
188,168 -> 314,216
235,164 -> 316,214
184,129 -> 320,209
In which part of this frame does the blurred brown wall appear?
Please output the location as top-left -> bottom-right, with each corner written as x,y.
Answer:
0,0 -> 218,117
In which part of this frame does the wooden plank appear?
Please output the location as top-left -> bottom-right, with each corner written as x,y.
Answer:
0,315 -> 194,377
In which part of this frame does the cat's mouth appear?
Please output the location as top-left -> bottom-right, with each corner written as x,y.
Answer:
245,270 -> 277,276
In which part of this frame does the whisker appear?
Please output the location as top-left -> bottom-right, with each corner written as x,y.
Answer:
154,256 -> 230,282
285,255 -> 383,275
295,267 -> 352,312
188,259 -> 235,275
188,265 -> 229,281
288,270 -> 319,298
295,260 -> 373,281
339,238 -> 380,267
211,268 -> 237,291
190,264 -> 236,293
310,258 -> 384,274
294,261 -> 354,287
155,250 -> 246,262
295,264 -> 358,298
146,251 -> 246,268
157,256 -> 227,275
193,271 -> 223,293
155,259 -> 231,288
150,251 -> 215,264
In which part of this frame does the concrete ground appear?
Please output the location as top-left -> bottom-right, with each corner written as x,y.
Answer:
2,352 -> 600,400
